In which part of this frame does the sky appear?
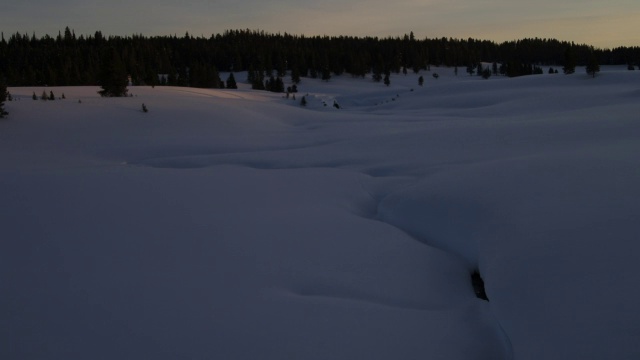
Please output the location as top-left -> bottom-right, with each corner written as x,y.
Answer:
2,0 -> 638,48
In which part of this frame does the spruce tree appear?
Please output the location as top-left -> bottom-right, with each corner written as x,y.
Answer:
226,72 -> 238,89
466,64 -> 475,76
372,68 -> 382,82
586,52 -> 600,78
0,78 -> 8,118
274,77 -> 284,93
563,46 -> 577,74
291,67 -> 301,84
300,96 -> 307,106
321,67 -> 331,82
418,75 -> 424,86
98,47 -> 129,97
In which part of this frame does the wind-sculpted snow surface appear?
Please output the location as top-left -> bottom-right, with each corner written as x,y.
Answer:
2,68 -> 640,360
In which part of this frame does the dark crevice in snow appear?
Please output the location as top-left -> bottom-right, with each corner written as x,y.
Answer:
471,270 -> 489,301
360,180 -> 515,359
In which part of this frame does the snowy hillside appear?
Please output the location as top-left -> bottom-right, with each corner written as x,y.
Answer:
2,67 -> 640,360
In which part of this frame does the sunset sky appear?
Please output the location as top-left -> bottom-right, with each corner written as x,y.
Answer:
2,0 -> 638,48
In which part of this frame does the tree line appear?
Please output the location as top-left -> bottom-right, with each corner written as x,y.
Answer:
1,28 -> 639,88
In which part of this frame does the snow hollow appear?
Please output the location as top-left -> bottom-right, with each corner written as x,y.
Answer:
2,67 -> 640,360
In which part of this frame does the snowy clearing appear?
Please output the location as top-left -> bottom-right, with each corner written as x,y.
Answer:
2,67 -> 640,360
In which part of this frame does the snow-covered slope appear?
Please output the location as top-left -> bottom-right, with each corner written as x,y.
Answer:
2,67 -> 639,360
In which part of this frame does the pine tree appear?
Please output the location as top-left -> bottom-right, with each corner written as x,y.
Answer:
98,47 -> 129,97
586,51 -> 600,78
300,96 -> 307,106
226,72 -> 238,89
563,46 -> 577,75
0,78 -> 8,118
466,64 -> 475,76
273,77 -> 284,93
383,72 -> 390,86
41,90 -> 48,101
372,68 -> 382,82
291,67 -> 301,84
321,67 -> 331,82
418,75 -> 424,86
49,91 -> 55,100
32,92 -> 37,100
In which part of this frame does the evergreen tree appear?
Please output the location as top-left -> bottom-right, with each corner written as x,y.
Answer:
250,70 -> 265,90
563,46 -> 577,74
466,64 -> 475,76
418,75 -> 424,86
98,47 -> 129,97
226,72 -> 238,89
300,95 -> 307,106
273,77 -> 284,92
586,51 -> 600,78
41,90 -> 48,100
32,92 -> 37,100
383,73 -> 390,86
372,68 -> 382,82
0,78 -> 8,118
49,91 -> 55,100
321,67 -> 331,82
291,67 -> 301,84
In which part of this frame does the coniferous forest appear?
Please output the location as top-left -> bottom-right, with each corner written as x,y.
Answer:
1,28 -> 639,88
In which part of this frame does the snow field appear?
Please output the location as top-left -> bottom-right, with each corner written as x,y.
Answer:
2,66 -> 640,359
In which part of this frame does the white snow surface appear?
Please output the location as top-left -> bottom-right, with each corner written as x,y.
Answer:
2,67 -> 640,360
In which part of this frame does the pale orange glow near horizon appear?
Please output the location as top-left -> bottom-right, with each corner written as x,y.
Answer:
2,1 -> 638,49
